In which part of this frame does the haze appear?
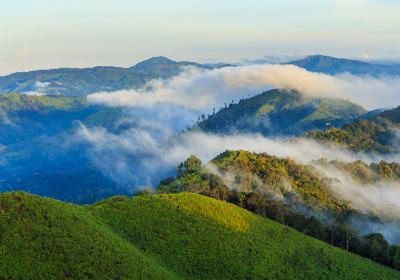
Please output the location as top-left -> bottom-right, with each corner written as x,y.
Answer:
1,0 -> 400,75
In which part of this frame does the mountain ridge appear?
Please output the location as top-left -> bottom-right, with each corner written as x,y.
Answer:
195,89 -> 366,136
0,56 -> 209,96
289,55 -> 400,76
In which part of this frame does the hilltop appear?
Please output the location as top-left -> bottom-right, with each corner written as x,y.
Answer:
306,106 -> 400,153
196,89 -> 366,135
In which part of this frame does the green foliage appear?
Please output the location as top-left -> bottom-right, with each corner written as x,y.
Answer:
158,151 -> 400,271
0,192 -> 175,279
166,150 -> 346,211
0,92 -> 87,116
307,119 -> 397,153
178,155 -> 202,176
1,191 -> 397,279
196,89 -> 366,135
377,106 -> 400,124
316,159 -> 400,184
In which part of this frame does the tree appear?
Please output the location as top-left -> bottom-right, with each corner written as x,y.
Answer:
363,233 -> 390,264
177,162 -> 184,178
183,155 -> 202,175
391,246 -> 400,270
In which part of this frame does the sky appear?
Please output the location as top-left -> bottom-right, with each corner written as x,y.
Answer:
1,0 -> 400,75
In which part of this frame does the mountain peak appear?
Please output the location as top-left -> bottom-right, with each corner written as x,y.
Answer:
131,56 -> 176,69
129,56 -> 208,75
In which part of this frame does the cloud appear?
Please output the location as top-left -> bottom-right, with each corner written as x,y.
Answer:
34,81 -> 50,89
88,63 -> 400,111
74,109 -> 400,242
76,121 -> 392,190
242,54 -> 305,65
22,80 -> 50,96
79,63 -> 400,241
311,162 -> 400,243
315,163 -> 400,219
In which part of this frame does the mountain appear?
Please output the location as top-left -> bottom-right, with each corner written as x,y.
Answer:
2,54 -> 399,97
0,191 -> 397,279
195,89 -> 366,136
289,55 -> 400,76
158,151 -> 400,269
129,56 -> 207,76
307,106 -> 400,153
158,151 -> 346,211
0,92 -> 94,144
377,106 -> 400,124
0,92 -> 136,203
0,57 -> 209,96
2,54 -> 399,98
159,150 -> 400,210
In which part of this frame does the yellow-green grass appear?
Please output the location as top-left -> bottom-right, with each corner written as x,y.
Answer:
1,191 -> 398,279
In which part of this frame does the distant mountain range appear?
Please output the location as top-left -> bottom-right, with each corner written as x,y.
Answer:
0,56 -> 210,96
1,55 -> 400,97
288,55 -> 400,76
2,54 -> 400,278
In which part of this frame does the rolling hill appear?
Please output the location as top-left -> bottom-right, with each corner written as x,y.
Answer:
196,89 -> 366,135
0,56 -> 209,96
289,55 -> 400,76
306,106 -> 400,153
0,191 -> 398,279
158,151 -> 400,269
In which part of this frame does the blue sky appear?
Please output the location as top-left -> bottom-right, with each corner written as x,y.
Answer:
1,0 -> 399,74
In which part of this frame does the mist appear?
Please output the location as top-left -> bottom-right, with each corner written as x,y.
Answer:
88,63 -> 400,111
77,63 -> 400,242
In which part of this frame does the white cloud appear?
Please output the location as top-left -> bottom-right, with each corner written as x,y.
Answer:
88,64 -> 400,111
22,80 -> 50,96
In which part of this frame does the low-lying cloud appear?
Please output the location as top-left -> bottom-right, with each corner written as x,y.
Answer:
88,63 -> 400,111
75,120 -> 400,241
78,63 -> 400,242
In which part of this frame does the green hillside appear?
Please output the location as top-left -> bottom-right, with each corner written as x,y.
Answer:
377,106 -> 400,124
159,150 -> 347,211
0,92 -> 87,117
158,151 -> 400,269
1,191 -> 398,279
306,114 -> 399,154
0,192 -> 174,279
196,89 -> 366,135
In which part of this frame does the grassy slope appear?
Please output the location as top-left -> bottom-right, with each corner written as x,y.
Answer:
0,192 -> 176,280
1,191 -> 397,279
